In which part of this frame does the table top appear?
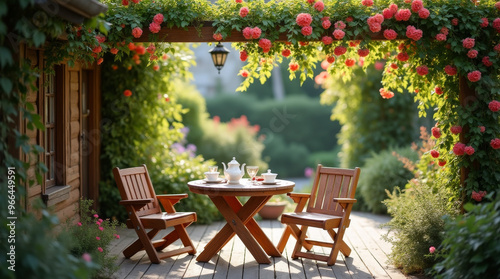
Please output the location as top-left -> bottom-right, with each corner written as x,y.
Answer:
187,179 -> 295,196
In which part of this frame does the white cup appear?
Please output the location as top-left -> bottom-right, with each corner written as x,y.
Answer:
204,171 -> 219,182
262,169 -> 277,183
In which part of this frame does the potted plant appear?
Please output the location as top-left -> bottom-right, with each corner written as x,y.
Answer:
258,194 -> 289,220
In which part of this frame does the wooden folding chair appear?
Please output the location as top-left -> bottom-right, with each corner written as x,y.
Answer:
113,165 -> 197,264
277,164 -> 361,266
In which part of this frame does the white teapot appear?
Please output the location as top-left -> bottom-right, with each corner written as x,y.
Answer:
222,157 -> 246,184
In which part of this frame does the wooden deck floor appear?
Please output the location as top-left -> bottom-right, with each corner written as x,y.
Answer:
109,211 -> 415,279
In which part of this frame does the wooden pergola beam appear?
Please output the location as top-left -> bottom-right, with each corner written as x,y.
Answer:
132,21 -> 386,43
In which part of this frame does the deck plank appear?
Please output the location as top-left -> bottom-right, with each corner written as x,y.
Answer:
109,212 -> 412,279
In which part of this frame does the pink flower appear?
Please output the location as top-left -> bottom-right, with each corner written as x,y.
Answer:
304,167 -> 313,178
95,34 -> 106,43
438,160 -> 446,167
149,22 -> 161,33
430,150 -> 439,158
383,8 -> 395,19
465,146 -> 475,155
482,56 -> 493,67
462,38 -> 475,49
450,125 -> 462,134
358,48 -> 369,57
444,65 -> 457,76
493,18 -> 500,30
406,25 -> 423,41
440,27 -> 449,35
307,0 -> 315,4
379,88 -> 395,99
495,43 -> 500,52
96,221 -> 101,225
436,33 -> 447,41
289,62 -> 299,71
418,8 -> 430,19
369,23 -> 382,33
93,214 -> 99,218
472,191 -> 487,202
389,4 -> 398,13
242,27 -> 253,39
321,60 -> 329,70
349,40 -> 361,47
374,61 -> 385,70
97,247 -> 103,253
453,142 -> 466,156
395,9 -> 412,21
96,236 -> 101,240
213,33 -> 223,41
496,1 -> 500,10
82,253 -> 92,262
396,52 -> 409,62
467,70 -> 481,82
362,0 -> 373,7
416,65 -> 428,76
467,49 -> 478,58
334,21 -> 346,29
235,0 -> 242,3
333,29 -> 345,39
322,20 -> 332,29
383,29 -> 397,40
452,18 -> 459,26
431,127 -> 441,138
435,87 -> 443,95
346,16 -> 353,22
146,44 -> 156,54
132,27 -> 143,38
77,222 -> 82,226
239,7 -> 249,18
314,1 -> 324,12
240,70 -> 249,78
296,13 -> 313,27
301,26 -> 313,36
334,46 -> 347,56
411,0 -> 423,12
321,36 -> 333,45
345,58 -> 355,67
480,18 -> 489,28
252,27 -> 262,39
135,45 -> 145,55
491,138 -> 500,149
114,234 -> 121,239
258,38 -> 272,52
153,13 -> 164,25
429,246 -> 436,254
282,49 -> 291,57
489,100 -> 500,112
99,226 -> 104,231
479,126 -> 485,133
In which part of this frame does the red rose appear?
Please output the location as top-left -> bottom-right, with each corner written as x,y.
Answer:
396,52 -> 409,62
395,9 -> 412,21
322,20 -> 332,29
444,65 -> 457,76
467,70 -> 481,82
242,27 -> 253,39
345,58 -> 355,67
149,22 -> 161,33
490,138 -> 500,149
333,29 -> 345,40
464,146 -> 475,155
357,48 -> 370,57
379,88 -> 394,99
239,7 -> 249,18
314,1 -> 324,12
416,65 -> 428,76
132,27 -> 143,38
435,87 -> 443,95
411,0 -> 423,12
301,26 -> 313,36
321,36 -> 333,45
383,29 -> 398,40
327,56 -> 335,63
431,127 -> 441,138
153,13 -> 164,25
296,13 -> 313,27
289,62 -> 299,71
450,125 -> 462,134
453,142 -> 466,156
240,50 -> 248,62
462,38 -> 475,49
488,100 -> 500,112
282,49 -> 291,57
334,46 -> 347,56
123,90 -> 132,97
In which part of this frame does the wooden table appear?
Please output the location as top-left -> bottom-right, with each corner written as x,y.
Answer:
188,179 -> 295,264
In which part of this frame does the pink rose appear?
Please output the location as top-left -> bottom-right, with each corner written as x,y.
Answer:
240,50 -> 248,61
114,234 -> 120,239
333,29 -> 345,39
314,1 -> 324,12
411,0 -> 423,12
258,38 -> 272,51
252,27 -> 262,39
96,236 -> 101,240
153,13 -> 164,25
93,214 -> 99,218
431,127 -> 441,138
482,56 -> 493,67
495,43 -> 500,52
242,27 -> 253,39
489,100 -> 500,112
374,61 -> 385,70
239,7 -> 249,18
440,27 -> 449,35
97,247 -> 103,253
416,65 -> 428,76
383,9 -> 394,19
467,49 -> 478,58
361,0 -> 373,7
464,146 -> 475,155
491,138 -> 500,149
462,38 -> 475,49
467,70 -> 481,82
453,142 -> 466,156
418,8 -> 430,19
450,125 -> 462,134
496,1 -> 500,10
379,88 -> 395,99
472,191 -> 487,202
77,222 -> 82,226
132,27 -> 143,38
334,46 -> 347,56
444,65 -> 457,76
395,9 -> 412,21
389,4 -> 398,13
383,29 -> 397,40
99,226 -> 104,231
334,21 -> 346,29
322,20 -> 332,29
369,23 -> 382,33
213,33 -> 223,41
429,246 -> 436,254
296,13 -> 313,27
149,22 -> 161,33
95,34 -> 106,43
240,70 -> 249,78
480,18 -> 489,28
478,126 -> 485,133
321,36 -> 333,45
436,33 -> 447,41
452,18 -> 459,26
301,26 -> 313,36
493,18 -> 500,30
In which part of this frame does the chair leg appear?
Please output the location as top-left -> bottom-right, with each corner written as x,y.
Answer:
123,229 -> 160,258
277,224 -> 314,253
174,224 -> 197,255
134,227 -> 162,264
155,229 -> 180,251
292,225 -> 308,260
327,225 -> 348,266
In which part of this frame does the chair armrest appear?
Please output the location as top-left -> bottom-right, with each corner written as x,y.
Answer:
333,198 -> 357,210
287,193 -> 311,213
119,198 -> 154,211
157,194 -> 189,213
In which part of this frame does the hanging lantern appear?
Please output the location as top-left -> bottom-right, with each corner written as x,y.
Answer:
209,43 -> 230,74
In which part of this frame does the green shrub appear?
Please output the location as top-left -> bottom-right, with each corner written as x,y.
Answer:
383,182 -> 458,275
66,199 -> 122,278
357,147 -> 418,214
433,195 -> 500,279
306,147 -> 341,168
0,202 -> 98,279
261,135 -> 309,177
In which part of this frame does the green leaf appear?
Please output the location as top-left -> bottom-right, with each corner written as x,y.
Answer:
0,47 -> 14,68
0,77 -> 13,93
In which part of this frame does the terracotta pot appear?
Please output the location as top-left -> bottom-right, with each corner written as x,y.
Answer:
258,202 -> 287,220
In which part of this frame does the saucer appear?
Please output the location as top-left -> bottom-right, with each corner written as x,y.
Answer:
203,178 -> 225,183
262,181 -> 278,185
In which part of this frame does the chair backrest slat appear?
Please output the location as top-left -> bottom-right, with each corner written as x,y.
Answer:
307,165 -> 360,216
113,165 -> 161,217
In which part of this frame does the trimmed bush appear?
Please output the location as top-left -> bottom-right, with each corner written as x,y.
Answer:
433,195 -> 500,279
358,147 -> 418,214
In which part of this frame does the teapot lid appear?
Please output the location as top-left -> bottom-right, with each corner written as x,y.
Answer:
228,157 -> 239,166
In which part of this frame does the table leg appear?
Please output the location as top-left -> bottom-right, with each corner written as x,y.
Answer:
196,195 -> 271,264
225,196 -> 282,257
